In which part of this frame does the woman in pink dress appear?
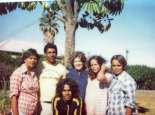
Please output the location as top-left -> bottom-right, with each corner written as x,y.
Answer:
10,48 -> 40,115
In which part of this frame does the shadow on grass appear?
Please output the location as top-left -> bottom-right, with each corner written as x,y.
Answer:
136,103 -> 150,113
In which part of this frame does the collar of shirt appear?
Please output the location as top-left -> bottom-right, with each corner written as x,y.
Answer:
113,71 -> 126,80
44,60 -> 59,66
112,75 -> 118,80
20,64 -> 35,77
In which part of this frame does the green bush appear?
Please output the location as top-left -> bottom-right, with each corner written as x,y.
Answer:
127,65 -> 155,90
0,51 -> 21,69
0,63 -> 12,89
0,89 -> 10,114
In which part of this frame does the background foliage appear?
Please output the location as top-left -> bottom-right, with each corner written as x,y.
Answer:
127,65 -> 155,90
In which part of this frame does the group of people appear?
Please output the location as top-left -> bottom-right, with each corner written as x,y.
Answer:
9,43 -> 137,115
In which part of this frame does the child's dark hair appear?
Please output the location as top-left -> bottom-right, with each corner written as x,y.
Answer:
55,77 -> 79,98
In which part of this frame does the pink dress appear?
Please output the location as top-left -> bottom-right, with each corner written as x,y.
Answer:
10,64 -> 39,115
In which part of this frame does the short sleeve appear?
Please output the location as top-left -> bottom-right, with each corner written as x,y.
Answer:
58,64 -> 68,79
10,71 -> 22,98
124,78 -> 136,108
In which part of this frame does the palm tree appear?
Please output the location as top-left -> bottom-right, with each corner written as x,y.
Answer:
39,2 -> 59,43
39,0 -> 124,67
0,0 -> 124,67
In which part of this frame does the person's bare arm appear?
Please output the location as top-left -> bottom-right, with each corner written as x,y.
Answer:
97,64 -> 107,81
11,95 -> 19,115
126,106 -> 132,115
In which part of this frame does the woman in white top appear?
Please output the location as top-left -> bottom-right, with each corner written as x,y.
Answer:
85,55 -> 112,115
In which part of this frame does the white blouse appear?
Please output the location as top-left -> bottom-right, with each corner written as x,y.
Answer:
85,73 -> 112,115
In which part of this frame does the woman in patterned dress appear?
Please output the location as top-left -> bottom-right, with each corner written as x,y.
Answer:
10,48 -> 40,115
107,55 -> 136,115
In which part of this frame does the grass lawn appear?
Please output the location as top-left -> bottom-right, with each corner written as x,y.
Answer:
136,90 -> 155,115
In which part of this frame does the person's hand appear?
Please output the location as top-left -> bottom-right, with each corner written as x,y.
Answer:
97,64 -> 106,81
101,64 -> 107,72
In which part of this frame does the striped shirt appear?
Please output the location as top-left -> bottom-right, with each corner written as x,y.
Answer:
39,61 -> 67,102
85,73 -> 112,115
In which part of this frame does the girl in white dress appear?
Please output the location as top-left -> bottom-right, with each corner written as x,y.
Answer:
85,55 -> 112,115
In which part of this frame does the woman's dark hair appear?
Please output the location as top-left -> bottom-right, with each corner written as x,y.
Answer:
44,43 -> 57,55
55,78 -> 79,98
88,55 -> 106,80
111,54 -> 127,70
21,48 -> 39,64
70,51 -> 87,70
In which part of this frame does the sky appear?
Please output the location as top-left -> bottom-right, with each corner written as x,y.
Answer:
0,0 -> 155,67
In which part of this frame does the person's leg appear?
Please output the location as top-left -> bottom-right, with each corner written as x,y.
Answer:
19,112 -> 25,115
40,102 -> 52,115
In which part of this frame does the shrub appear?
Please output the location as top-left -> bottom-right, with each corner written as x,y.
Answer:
127,65 -> 155,90
0,89 -> 10,114
0,63 -> 12,89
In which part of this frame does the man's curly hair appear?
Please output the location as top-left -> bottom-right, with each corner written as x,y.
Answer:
70,51 -> 87,70
55,78 -> 79,98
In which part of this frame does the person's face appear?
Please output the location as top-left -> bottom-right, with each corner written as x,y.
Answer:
45,48 -> 57,64
24,55 -> 38,70
62,84 -> 72,102
111,59 -> 123,75
73,57 -> 84,71
90,59 -> 101,74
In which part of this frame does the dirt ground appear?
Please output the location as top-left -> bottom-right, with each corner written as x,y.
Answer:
136,90 -> 155,115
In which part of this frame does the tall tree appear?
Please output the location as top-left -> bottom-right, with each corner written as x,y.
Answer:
0,0 -> 124,67
39,2 -> 59,43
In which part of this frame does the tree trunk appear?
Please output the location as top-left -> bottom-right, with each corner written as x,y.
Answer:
64,18 -> 76,67
43,30 -> 55,44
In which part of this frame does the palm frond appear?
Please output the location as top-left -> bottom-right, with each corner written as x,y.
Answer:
18,2 -> 37,11
39,2 -> 60,43
102,0 -> 124,16
0,3 -> 18,15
